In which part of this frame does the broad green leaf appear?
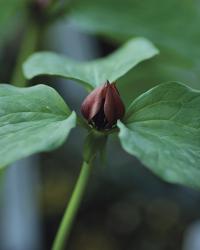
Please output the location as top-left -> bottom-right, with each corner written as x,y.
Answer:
23,37 -> 159,90
118,82 -> 200,189
0,84 -> 76,168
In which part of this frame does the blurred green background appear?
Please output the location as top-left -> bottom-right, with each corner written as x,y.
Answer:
0,1 -> 200,250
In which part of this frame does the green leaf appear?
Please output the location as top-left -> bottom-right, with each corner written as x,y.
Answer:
23,37 -> 158,90
0,84 -> 76,168
118,82 -> 200,189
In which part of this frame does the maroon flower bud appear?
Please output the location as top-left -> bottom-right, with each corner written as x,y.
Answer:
81,80 -> 125,130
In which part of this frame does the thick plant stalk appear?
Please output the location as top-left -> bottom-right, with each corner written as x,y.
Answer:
52,161 -> 92,250
11,21 -> 40,86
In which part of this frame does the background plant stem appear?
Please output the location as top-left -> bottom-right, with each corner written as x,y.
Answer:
52,161 -> 93,250
11,21 -> 41,86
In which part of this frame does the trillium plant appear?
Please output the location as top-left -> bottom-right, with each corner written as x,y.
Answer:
1,37 -> 200,250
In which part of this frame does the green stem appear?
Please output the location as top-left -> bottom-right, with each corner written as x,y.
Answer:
52,161 -> 92,250
11,21 -> 41,86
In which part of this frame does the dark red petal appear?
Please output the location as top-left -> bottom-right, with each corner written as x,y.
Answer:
81,85 -> 106,120
111,82 -> 120,95
104,83 -> 125,125
110,84 -> 125,118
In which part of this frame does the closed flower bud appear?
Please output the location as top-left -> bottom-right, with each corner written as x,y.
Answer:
81,80 -> 125,130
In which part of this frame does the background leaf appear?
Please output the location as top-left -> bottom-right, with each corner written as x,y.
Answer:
23,37 -> 158,90
70,0 -> 200,57
0,84 -> 76,168
70,0 -> 200,101
118,82 -> 200,189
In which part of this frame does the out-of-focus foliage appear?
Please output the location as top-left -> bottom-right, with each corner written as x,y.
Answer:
0,0 -> 28,82
0,0 -> 26,47
70,0 -> 200,102
70,0 -> 200,58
